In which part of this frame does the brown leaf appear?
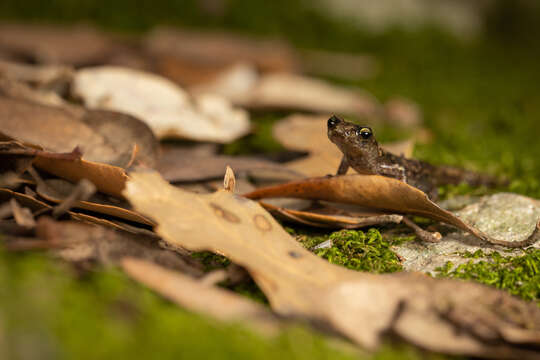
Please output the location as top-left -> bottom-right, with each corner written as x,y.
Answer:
35,217 -> 202,275
0,140 -> 37,174
260,201 -> 403,229
157,146 -> 303,183
0,187 -> 151,235
0,187 -> 51,213
272,114 -> 414,176
33,156 -> 129,199
0,59 -> 73,92
0,95 -> 158,168
145,27 -> 298,85
121,257 -> 280,334
0,78 -> 69,107
34,177 -> 154,226
244,174 -> 539,248
123,171 -> 540,359
0,23 -> 113,66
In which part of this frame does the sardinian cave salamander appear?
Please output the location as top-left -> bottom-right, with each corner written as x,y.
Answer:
327,115 -> 503,200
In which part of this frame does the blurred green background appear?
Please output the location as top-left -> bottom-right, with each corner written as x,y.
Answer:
1,1 -> 539,359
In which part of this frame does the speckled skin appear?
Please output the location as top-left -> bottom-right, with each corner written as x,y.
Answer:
327,115 -> 501,199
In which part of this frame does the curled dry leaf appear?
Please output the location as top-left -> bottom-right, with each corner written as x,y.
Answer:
260,201 -> 403,229
33,156 -> 129,199
121,257 -> 280,334
193,64 -> 380,117
0,23 -> 113,66
123,171 -> 540,359
0,187 -> 148,236
145,27 -> 298,85
244,175 -> 540,248
72,66 -> 250,143
157,146 -> 303,183
34,177 -> 154,226
272,114 -> 414,176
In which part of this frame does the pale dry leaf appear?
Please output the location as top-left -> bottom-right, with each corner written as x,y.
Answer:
194,66 -> 380,117
123,171 -> 540,359
223,166 -> 236,192
121,257 -> 280,334
72,66 -> 250,143
250,73 -> 380,116
10,198 -> 36,228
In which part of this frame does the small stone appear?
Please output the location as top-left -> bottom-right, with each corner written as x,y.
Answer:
393,193 -> 540,273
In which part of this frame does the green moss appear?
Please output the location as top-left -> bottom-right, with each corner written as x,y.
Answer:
0,249 -> 357,360
192,251 -> 231,272
306,229 -> 402,273
191,251 -> 268,304
435,249 -> 540,302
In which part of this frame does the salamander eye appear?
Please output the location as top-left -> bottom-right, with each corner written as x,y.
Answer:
327,115 -> 341,129
357,127 -> 372,139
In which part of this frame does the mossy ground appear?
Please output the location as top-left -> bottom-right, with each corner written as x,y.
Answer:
1,1 -> 539,359
435,249 -> 540,303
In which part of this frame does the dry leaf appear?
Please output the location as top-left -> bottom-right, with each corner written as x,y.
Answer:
0,78 -> 69,107
0,140 -> 38,174
0,95 -> 158,168
123,171 -> 540,359
272,114 -> 414,176
9,198 -> 36,228
122,257 -> 280,334
260,201 -> 403,229
194,65 -> 380,117
0,187 -> 51,213
0,59 -> 73,90
35,217 -> 201,275
145,27 -> 298,85
244,174 -> 539,248
72,66 -> 250,143
33,156 -> 129,199
0,23 -> 112,65
34,178 -> 154,226
157,146 -> 303,183
0,187 -> 149,235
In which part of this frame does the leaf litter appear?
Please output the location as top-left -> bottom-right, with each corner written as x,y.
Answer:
1,22 -> 539,359
123,170 -> 540,359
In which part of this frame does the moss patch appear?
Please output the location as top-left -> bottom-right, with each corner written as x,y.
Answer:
435,249 -> 540,302
292,228 -> 403,273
